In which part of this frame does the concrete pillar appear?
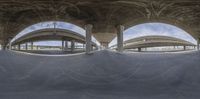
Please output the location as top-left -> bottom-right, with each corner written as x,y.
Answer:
174,46 -> 176,50
83,44 -> 85,49
1,45 -> 6,50
117,25 -> 124,52
13,45 -> 16,50
197,39 -> 199,50
94,45 -> 98,50
71,40 -> 75,52
31,42 -> 33,50
64,41 -> 68,51
61,40 -> 64,50
91,45 -> 94,51
85,24 -> 93,54
9,43 -> 12,50
144,47 -> 147,51
1,40 -> 7,50
25,43 -> 28,50
18,44 -> 21,50
12,45 -> 14,50
183,46 -> 186,50
138,47 -> 142,52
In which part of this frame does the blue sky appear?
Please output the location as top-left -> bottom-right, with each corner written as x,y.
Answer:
11,22 -> 196,46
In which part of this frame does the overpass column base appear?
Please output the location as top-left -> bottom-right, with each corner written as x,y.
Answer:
117,25 -> 124,52
183,46 -> 186,51
64,41 -> 68,51
61,40 -> 64,50
197,39 -> 200,50
138,48 -> 142,52
85,24 -> 93,54
18,44 -> 21,51
25,43 -> 28,50
1,45 -> 6,50
71,40 -> 75,52
31,42 -> 33,50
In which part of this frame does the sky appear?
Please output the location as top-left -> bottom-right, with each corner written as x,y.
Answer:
109,23 -> 196,47
11,21 -> 100,46
11,21 -> 85,42
11,22 -> 196,46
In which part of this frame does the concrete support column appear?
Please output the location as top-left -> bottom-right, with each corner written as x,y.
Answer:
1,40 -> 7,50
64,41 -> 68,51
138,47 -> 142,52
1,45 -> 6,50
71,40 -> 75,52
83,44 -> 85,49
197,39 -> 199,50
18,44 -> 21,50
25,43 -> 28,50
31,42 -> 33,50
61,40 -> 64,50
9,43 -> 12,50
14,45 -> 16,50
183,46 -> 186,50
144,47 -> 147,51
94,45 -> 98,50
117,25 -> 124,52
85,24 -> 93,54
12,45 -> 14,50
174,46 -> 176,50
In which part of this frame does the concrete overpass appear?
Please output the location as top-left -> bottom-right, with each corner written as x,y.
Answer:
0,1 -> 200,99
12,29 -> 86,44
111,35 -> 196,51
0,0 -> 200,52
10,28 -> 97,52
122,35 -> 196,51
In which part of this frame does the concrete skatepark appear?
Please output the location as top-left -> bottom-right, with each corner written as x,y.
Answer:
0,50 -> 200,99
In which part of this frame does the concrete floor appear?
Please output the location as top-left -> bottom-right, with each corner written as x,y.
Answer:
0,50 -> 200,99
14,50 -> 85,55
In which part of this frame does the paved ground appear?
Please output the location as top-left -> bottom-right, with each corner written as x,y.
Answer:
0,50 -> 200,99
14,50 -> 85,55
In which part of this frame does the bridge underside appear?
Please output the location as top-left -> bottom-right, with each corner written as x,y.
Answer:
0,0 -> 200,47
12,30 -> 85,45
124,42 -> 195,49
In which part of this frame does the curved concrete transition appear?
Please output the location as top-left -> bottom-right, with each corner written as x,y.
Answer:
0,50 -> 200,99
